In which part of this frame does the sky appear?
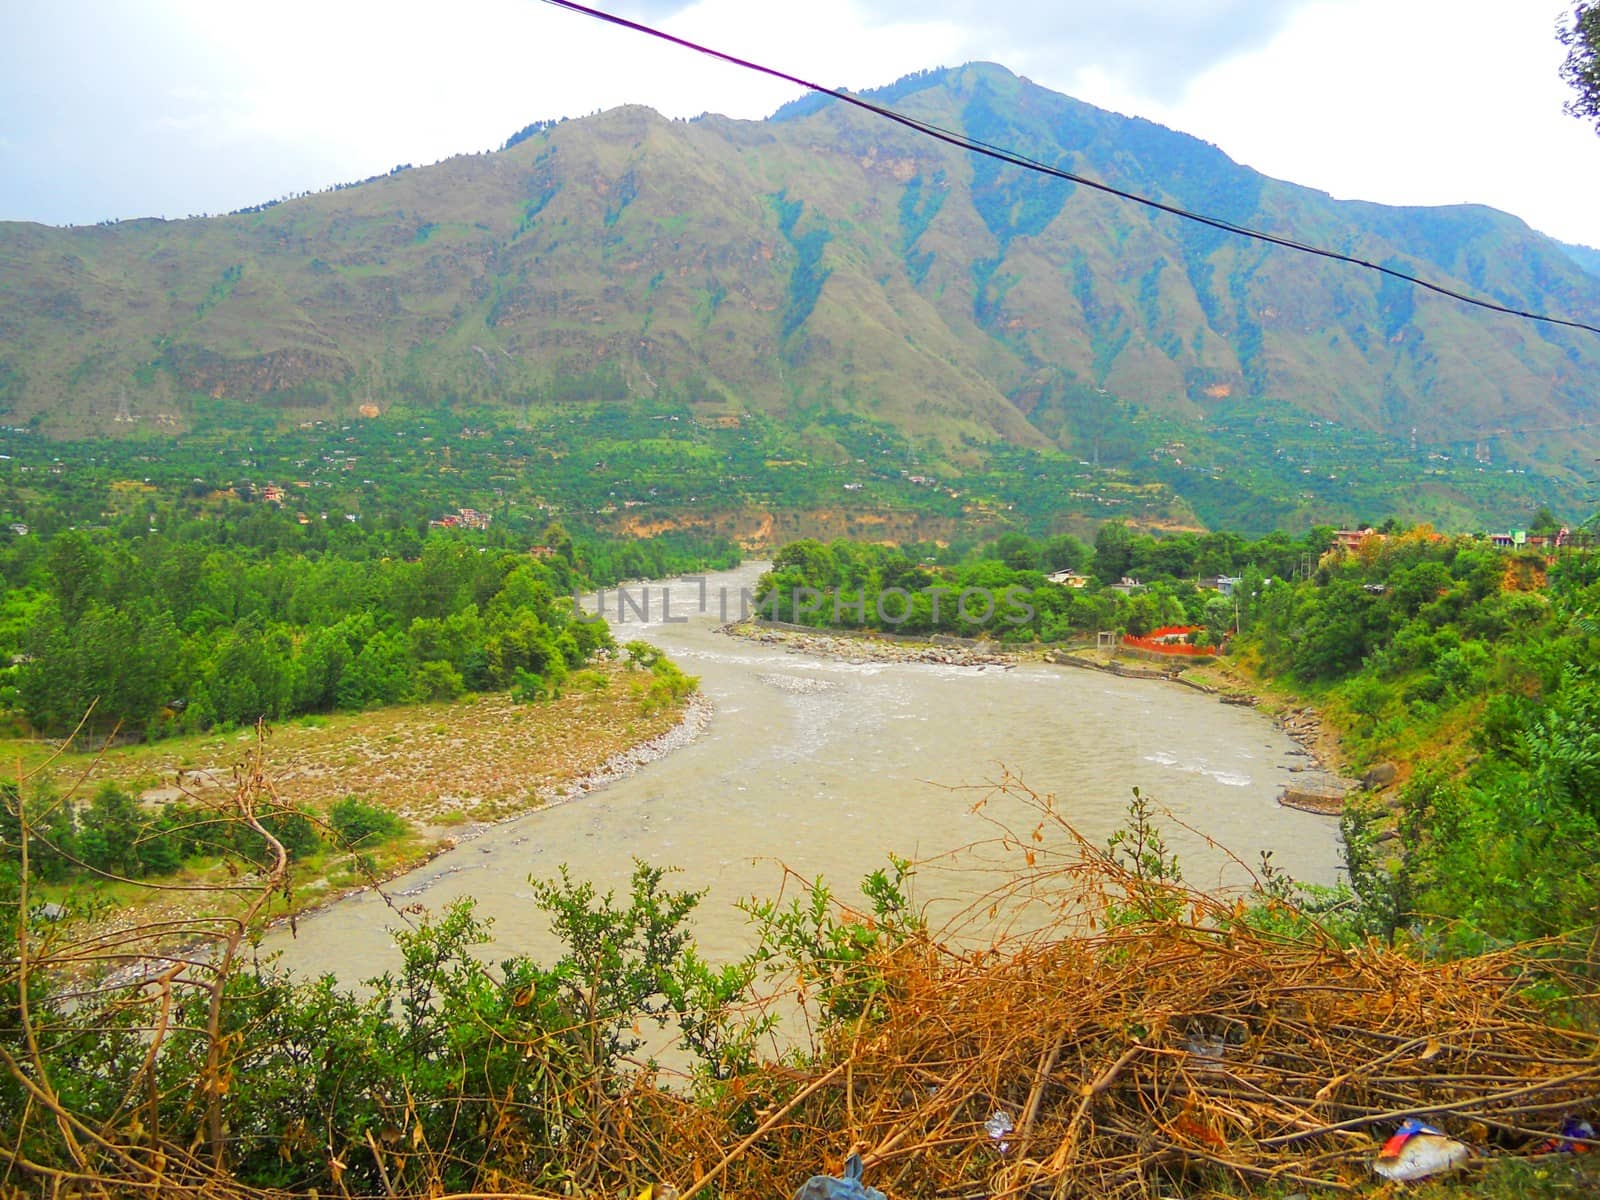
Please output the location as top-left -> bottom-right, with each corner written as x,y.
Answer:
2,0 -> 1598,247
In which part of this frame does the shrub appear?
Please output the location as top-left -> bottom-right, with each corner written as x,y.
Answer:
414,659 -> 466,702
327,795 -> 406,849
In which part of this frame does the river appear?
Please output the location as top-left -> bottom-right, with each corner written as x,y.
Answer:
263,563 -> 1343,981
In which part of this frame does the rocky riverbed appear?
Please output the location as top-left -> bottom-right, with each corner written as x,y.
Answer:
721,620 -> 1022,667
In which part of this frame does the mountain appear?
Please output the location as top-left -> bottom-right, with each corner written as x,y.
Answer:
2,63 -> 1598,514
1559,239 -> 1600,279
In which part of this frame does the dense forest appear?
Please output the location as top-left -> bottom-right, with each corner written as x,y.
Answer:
754,524 -> 1336,641
1247,529 -> 1600,947
0,513 -> 732,741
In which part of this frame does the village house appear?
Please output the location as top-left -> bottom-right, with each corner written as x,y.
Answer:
1489,528 -> 1568,550
430,507 -> 493,531
1333,527 -> 1378,552
1046,568 -> 1092,588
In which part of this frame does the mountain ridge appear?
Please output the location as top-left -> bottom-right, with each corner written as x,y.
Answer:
2,62 -> 1597,487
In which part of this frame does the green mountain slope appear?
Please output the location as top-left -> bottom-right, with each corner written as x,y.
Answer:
2,63 -> 1598,516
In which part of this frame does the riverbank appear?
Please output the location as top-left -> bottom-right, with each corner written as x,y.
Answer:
271,689 -> 715,930
25,659 -> 712,951
721,618 -> 1027,667
1179,654 -> 1361,814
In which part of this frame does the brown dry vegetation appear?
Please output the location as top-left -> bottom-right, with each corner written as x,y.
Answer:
7,778 -> 1600,1199
19,660 -> 688,828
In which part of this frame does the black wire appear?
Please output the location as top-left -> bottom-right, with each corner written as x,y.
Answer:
539,0 -> 1600,338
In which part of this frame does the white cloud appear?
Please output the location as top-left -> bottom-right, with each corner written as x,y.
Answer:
854,0 -> 1309,100
1116,0 -> 1600,247
1,0 -> 1597,246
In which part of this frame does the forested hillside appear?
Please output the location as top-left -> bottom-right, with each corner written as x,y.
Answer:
3,64 -> 1599,531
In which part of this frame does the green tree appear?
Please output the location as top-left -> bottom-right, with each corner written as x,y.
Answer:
43,530 -> 104,625
990,532 -> 1039,572
0,782 -> 78,882
199,620 -> 295,727
530,860 -> 705,1066
1236,564 -> 1266,632
1560,3 -> 1600,133
768,539 -> 841,589
541,520 -> 576,566
1093,521 -> 1134,584
1529,506 -> 1563,537
328,796 -> 408,848
1041,533 -> 1090,573
1202,593 -> 1234,644
77,785 -> 143,877
414,659 -> 466,701
337,630 -> 416,709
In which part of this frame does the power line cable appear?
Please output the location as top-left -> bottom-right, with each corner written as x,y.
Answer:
540,0 -> 1600,337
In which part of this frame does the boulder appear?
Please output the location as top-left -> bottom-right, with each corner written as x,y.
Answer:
1362,762 -> 1399,791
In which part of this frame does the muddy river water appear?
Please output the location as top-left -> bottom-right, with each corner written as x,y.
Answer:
265,563 -> 1342,981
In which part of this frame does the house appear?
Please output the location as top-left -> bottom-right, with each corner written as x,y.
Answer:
1334,527 -> 1377,552
1198,575 -> 1241,596
1490,527 -> 1569,550
1046,569 -> 1091,588
1489,530 -> 1543,549
1108,576 -> 1145,594
430,507 -> 493,531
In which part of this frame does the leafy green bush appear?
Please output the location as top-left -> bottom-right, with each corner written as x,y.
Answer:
741,853 -> 921,1026
328,795 -> 407,849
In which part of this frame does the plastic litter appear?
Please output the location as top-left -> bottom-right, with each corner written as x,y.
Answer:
984,1110 -> 1015,1153
1371,1118 -> 1471,1182
791,1152 -> 887,1200
1537,1115 -> 1596,1154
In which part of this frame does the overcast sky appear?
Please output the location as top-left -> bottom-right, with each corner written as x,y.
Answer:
3,0 -> 1598,247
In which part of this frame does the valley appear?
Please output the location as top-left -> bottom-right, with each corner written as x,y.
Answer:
264,562 -> 1345,983
5,45 -> 1600,1200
